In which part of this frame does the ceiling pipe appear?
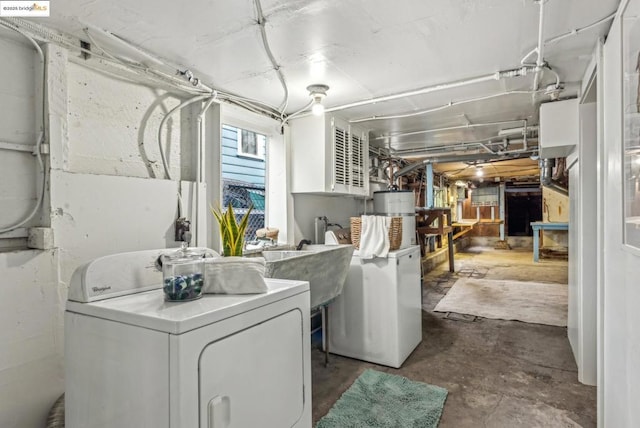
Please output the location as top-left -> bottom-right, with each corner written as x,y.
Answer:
521,12 -> 616,65
392,137 -> 537,155
374,119 -> 527,142
325,65 -> 537,113
533,0 -> 547,91
390,139 -> 507,155
393,160 -> 431,178
479,143 -> 497,154
498,125 -> 539,136
349,90 -> 541,124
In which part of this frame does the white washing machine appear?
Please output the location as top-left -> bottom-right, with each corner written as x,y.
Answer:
328,245 -> 422,368
65,249 -> 311,428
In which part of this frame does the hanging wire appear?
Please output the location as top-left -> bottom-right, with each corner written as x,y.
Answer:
0,21 -> 47,234
253,0 -> 289,114
4,18 -> 285,119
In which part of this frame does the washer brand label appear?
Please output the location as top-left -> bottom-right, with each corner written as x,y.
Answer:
92,286 -> 112,293
0,1 -> 50,17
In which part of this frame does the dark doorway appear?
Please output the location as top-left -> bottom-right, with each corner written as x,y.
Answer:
506,191 -> 542,236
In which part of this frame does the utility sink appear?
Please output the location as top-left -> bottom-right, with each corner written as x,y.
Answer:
262,250 -> 315,261
262,244 -> 354,310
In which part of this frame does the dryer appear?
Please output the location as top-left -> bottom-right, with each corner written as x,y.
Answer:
65,249 -> 311,428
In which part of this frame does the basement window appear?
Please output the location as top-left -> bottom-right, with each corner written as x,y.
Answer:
471,186 -> 499,207
236,128 -> 266,160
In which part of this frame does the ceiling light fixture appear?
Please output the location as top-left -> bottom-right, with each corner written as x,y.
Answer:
307,84 -> 329,116
476,165 -> 484,177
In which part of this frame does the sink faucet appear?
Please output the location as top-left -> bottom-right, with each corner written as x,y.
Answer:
296,239 -> 312,250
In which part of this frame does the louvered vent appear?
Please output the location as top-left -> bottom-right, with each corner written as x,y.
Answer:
334,127 -> 347,185
351,133 -> 364,188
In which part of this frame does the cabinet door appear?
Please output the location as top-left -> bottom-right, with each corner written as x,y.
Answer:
331,118 -> 350,194
199,310 -> 305,427
331,118 -> 369,195
349,128 -> 368,196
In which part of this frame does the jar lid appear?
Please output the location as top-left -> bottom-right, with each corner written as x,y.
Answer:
162,246 -> 206,262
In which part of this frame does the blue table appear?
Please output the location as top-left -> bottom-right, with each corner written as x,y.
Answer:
530,221 -> 569,262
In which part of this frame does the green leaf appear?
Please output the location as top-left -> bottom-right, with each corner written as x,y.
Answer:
210,202 -> 252,256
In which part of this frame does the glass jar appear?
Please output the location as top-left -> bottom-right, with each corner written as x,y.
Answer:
161,245 -> 205,301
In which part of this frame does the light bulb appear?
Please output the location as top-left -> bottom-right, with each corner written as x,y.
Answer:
312,100 -> 325,116
307,84 -> 329,116
476,166 -> 484,177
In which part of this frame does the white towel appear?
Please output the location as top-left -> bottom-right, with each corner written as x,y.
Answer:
358,215 -> 390,259
203,257 -> 268,294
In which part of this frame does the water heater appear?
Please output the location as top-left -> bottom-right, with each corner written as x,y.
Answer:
373,190 -> 416,249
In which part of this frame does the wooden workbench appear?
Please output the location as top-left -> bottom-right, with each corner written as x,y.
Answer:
416,207 -> 455,272
451,219 -> 479,240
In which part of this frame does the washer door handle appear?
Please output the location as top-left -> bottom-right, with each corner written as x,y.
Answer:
208,395 -> 230,428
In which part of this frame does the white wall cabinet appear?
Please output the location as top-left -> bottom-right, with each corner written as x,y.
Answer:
539,99 -> 579,159
290,114 -> 369,196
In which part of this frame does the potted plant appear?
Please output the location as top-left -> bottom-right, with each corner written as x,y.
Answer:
210,202 -> 253,256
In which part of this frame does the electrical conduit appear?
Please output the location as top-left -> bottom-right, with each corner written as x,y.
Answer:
193,95 -> 218,246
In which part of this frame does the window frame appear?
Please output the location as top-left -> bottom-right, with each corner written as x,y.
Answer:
236,128 -> 266,160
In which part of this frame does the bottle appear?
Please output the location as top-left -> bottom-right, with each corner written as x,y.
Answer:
314,216 -> 328,244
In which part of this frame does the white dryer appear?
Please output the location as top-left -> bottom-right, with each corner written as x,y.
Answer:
65,249 -> 311,428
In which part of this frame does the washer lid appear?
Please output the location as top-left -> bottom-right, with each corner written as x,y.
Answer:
66,278 -> 309,334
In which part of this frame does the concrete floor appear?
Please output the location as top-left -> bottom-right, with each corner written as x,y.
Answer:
312,246 -> 596,427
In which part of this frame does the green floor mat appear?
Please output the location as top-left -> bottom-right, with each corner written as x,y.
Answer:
316,369 -> 448,428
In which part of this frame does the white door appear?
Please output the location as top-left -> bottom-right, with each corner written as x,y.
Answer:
199,309 -> 305,427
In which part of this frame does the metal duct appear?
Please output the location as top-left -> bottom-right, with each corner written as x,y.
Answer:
539,158 -> 555,185
393,151 -> 536,179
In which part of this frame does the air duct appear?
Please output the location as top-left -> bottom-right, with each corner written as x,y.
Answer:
393,151 -> 536,180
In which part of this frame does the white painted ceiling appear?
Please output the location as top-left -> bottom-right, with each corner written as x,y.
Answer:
34,0 -> 619,167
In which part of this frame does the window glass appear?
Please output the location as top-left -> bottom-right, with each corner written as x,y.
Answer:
623,3 -> 640,250
238,128 -> 266,159
221,124 -> 266,241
